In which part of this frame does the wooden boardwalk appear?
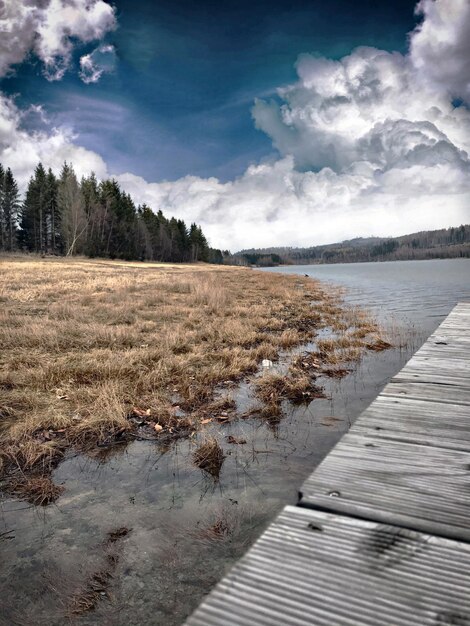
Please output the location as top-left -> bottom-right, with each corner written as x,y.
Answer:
186,302 -> 470,626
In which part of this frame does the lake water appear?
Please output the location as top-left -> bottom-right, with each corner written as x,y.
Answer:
1,259 -> 469,626
261,258 -> 470,334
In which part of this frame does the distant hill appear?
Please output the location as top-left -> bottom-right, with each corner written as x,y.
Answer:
234,224 -> 470,266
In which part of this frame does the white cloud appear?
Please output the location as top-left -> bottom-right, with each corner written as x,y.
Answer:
0,0 -> 116,80
0,0 -> 469,251
410,0 -> 470,102
79,44 -> 117,84
113,0 -> 470,250
252,46 -> 470,174
0,93 -> 108,189
115,156 -> 469,250
0,2 -> 113,188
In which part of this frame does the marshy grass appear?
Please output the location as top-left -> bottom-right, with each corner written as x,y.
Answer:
255,372 -> 325,405
193,437 -> 225,478
0,254 -> 391,502
6,474 -> 64,506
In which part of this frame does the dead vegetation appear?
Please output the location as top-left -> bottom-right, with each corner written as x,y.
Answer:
0,255 -> 391,503
67,526 -> 132,617
255,372 -> 326,406
5,474 -> 64,506
193,438 -> 225,478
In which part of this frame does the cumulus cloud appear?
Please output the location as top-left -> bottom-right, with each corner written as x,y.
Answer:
0,1 -> 114,187
0,93 -> 108,189
252,46 -> 470,174
410,0 -> 470,101
79,44 -> 116,83
0,1 -> 114,189
0,0 -> 116,80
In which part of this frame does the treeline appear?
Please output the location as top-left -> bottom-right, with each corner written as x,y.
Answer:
239,224 -> 470,265
0,162 -> 224,263
234,252 -> 283,267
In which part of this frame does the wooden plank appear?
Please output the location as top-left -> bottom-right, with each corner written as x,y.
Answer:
416,346 -> 470,361
381,379 -> 470,405
401,356 -> 470,376
186,506 -> 470,626
300,432 -> 470,541
352,396 -> 470,450
391,371 -> 470,388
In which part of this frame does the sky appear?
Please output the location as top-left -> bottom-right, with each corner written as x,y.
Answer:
0,0 -> 470,250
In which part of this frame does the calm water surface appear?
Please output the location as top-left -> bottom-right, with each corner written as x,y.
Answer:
1,259 -> 469,625
262,258 -> 470,332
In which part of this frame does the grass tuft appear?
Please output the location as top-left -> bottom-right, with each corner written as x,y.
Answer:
6,475 -> 64,506
193,438 -> 225,478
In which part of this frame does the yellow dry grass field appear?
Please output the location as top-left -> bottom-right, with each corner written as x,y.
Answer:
0,255 -> 389,502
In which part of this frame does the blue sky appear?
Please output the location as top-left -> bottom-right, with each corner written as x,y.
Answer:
0,0 -> 469,250
1,0 -> 418,182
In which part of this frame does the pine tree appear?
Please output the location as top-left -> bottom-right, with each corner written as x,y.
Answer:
19,163 -> 47,252
3,168 -> 20,251
81,172 -> 102,257
189,223 -> 209,261
136,204 -> 154,260
35,163 -> 47,253
12,160 -> 213,263
0,163 -> 5,250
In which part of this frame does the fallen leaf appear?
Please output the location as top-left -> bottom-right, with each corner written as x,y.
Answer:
226,435 -> 247,445
201,418 -> 212,425
216,415 -> 230,423
154,423 -> 163,432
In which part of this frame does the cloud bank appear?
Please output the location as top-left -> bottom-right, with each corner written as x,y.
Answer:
0,0 -> 470,250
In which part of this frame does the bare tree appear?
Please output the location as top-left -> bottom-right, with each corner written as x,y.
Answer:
58,164 -> 87,256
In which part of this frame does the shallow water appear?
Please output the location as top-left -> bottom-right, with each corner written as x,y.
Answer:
262,258 -> 470,332
1,259 -> 469,626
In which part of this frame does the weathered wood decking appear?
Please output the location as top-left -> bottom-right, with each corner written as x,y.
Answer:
186,302 -> 470,626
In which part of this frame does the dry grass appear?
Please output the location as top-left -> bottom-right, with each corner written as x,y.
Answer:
193,437 -> 225,478
255,372 -> 326,405
6,474 -> 64,506
0,254 -> 391,502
